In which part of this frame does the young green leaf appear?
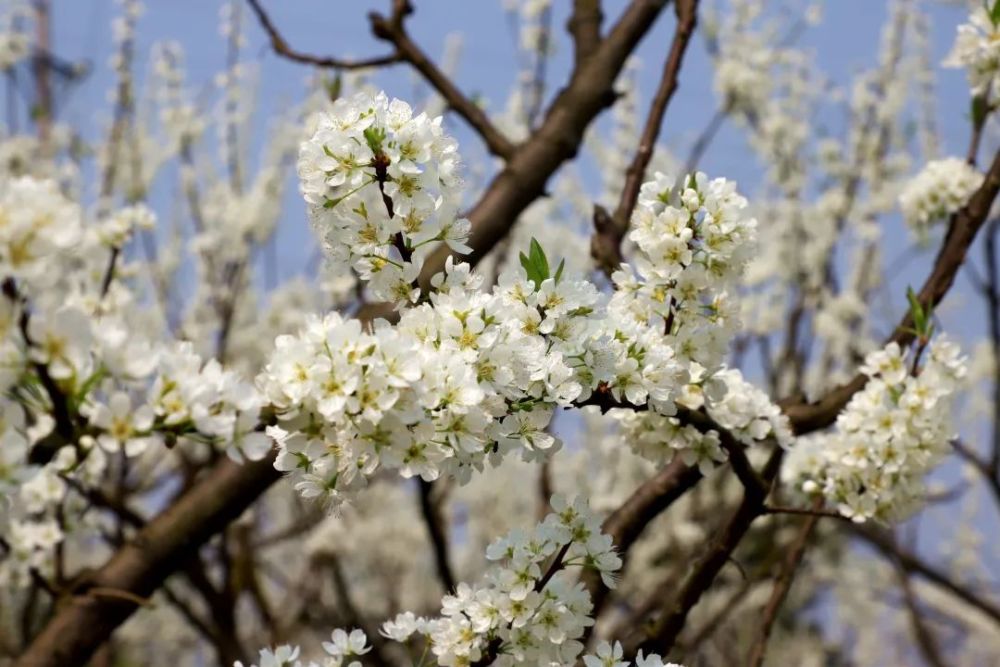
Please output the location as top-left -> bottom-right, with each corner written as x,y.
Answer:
529,238 -> 550,280
554,258 -> 566,284
906,286 -> 935,338
520,238 -> 552,288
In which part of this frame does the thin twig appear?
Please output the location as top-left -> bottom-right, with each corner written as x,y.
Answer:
592,0 -> 699,274
246,0 -> 401,70
418,479 -> 456,593
745,499 -> 822,667
369,1 -> 515,159
895,561 -> 948,667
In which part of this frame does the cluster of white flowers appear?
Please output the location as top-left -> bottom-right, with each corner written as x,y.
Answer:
783,338 -> 967,522
257,257 -> 604,502
583,641 -> 682,667
898,157 -> 983,237
236,496 -> 689,667
0,177 -> 82,291
944,2 -> 1000,96
619,171 -> 757,371
235,629 -> 371,667
146,342 -> 271,461
266,91 -> 780,502
298,91 -> 469,305
619,367 -> 792,473
380,495 -> 619,666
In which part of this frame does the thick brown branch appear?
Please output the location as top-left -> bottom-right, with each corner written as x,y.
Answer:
246,0 -> 401,70
783,147 -> 1000,434
14,454 -> 281,667
417,0 -> 674,288
568,0 -> 603,65
592,0 -> 698,275
369,2 -> 516,160
581,457 -> 702,636
632,448 -> 782,656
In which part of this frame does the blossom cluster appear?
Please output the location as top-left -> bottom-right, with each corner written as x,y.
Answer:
257,258 -> 606,502
234,629 -> 371,667
898,157 -> 983,238
268,90 -> 779,502
0,177 -> 82,292
944,3 -> 1000,96
618,367 -> 792,473
298,91 -> 470,304
235,497 -> 689,667
783,337 -> 967,522
618,170 -> 758,373
380,495 -> 619,666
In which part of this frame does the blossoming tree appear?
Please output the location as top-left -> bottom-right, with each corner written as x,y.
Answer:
1,0 -> 999,666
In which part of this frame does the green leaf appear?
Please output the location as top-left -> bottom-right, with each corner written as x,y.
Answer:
519,250 -> 533,278
991,0 -> 1000,28
553,258 -> 566,284
363,126 -> 386,154
906,286 -> 935,337
520,238 -> 552,288
529,238 -> 549,279
325,74 -> 342,101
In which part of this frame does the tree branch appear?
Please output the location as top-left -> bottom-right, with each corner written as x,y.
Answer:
418,479 -> 456,594
895,561 -> 948,667
568,0 -> 603,65
369,1 -> 516,160
592,0 -> 698,275
744,499 -> 822,667
783,147 -> 1000,434
14,454 -> 281,667
851,525 -> 1000,628
246,0 -> 402,70
631,448 -> 782,656
416,0 -> 674,288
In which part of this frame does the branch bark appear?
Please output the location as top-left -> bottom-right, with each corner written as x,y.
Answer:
416,0 -> 674,288
630,448 -> 782,657
246,0 -> 402,70
592,0 -> 699,275
418,479 -> 456,594
783,147 -> 1000,433
744,500 -> 821,667
14,455 -> 280,667
568,0 -> 603,65
368,1 -> 516,160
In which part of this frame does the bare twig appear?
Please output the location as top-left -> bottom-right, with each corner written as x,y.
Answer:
418,479 -> 456,593
851,525 -> 1000,628
631,448 -> 782,656
895,561 -> 948,667
369,1 -> 516,159
591,0 -> 699,275
744,499 -> 822,667
246,0 -> 401,70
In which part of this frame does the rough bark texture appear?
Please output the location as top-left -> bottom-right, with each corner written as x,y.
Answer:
14,456 -> 280,667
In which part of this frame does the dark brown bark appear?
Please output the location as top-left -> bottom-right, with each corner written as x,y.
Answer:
14,455 -> 280,667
